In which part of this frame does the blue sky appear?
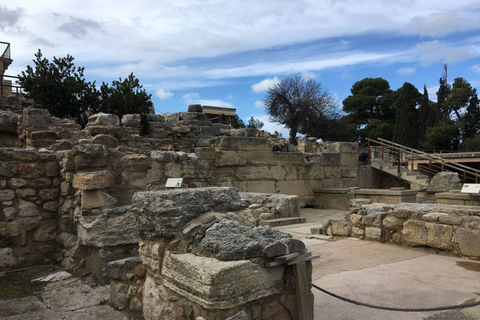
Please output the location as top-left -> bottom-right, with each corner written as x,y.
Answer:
2,0 -> 480,137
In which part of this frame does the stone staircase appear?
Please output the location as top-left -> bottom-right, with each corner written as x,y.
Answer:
370,158 -> 429,188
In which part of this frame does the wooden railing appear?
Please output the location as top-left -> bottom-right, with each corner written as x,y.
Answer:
366,138 -> 480,183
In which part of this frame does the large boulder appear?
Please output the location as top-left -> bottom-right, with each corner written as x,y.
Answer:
427,172 -> 462,192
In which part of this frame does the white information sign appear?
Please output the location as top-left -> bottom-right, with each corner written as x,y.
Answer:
461,184 -> 480,194
165,178 -> 183,188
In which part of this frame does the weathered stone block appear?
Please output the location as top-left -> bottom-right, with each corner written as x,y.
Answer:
426,223 -> 453,250
439,215 -> 463,226
318,153 -> 341,166
464,217 -> 480,229
402,220 -> 427,246
0,189 -> 14,202
382,216 -> 404,231
132,188 -> 244,240
235,167 -> 269,181
92,134 -> 119,148
0,110 -> 20,134
88,113 -> 120,126
365,227 -> 382,241
161,253 -> 285,309
195,147 -> 216,160
18,163 -> 45,178
0,247 -> 17,269
72,144 -> 110,170
0,162 -> 17,177
121,114 -> 141,127
121,154 -> 153,172
456,228 -> 480,257
73,171 -> 114,191
32,221 -> 57,242
39,188 -> 60,201
340,154 -> 358,167
246,151 -> 277,166
15,188 -> 36,197
77,206 -> 139,247
12,149 -> 38,161
82,191 -> 117,210
18,199 -> 40,217
214,137 -> 271,152
215,151 -> 247,167
7,178 -> 27,188
245,181 -> 275,194
331,220 -> 352,236
324,166 -> 341,179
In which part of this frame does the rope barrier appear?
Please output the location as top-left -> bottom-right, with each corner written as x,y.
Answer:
313,284 -> 480,312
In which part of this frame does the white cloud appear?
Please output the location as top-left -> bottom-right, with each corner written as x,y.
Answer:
252,77 -> 280,93
190,99 -> 235,109
397,67 -> 416,75
473,65 -> 480,74
156,89 -> 174,100
182,92 -> 200,100
404,12 -> 464,37
226,94 -> 234,99
254,100 -> 265,109
301,71 -> 317,80
414,40 -> 475,66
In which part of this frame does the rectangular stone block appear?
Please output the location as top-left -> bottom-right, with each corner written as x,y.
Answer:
426,222 -> 453,251
235,166 -> 269,181
402,220 -> 427,246
195,147 -> 216,160
340,154 -> 358,167
215,151 -> 247,167
246,180 -> 276,194
274,152 -> 305,166
214,136 -> 271,152
18,163 -> 45,178
247,151 -> 277,166
269,166 -> 286,181
72,170 -> 114,191
275,180 -> 311,196
341,167 -> 358,178
317,153 -> 341,166
324,166 -> 341,179
456,228 -> 480,258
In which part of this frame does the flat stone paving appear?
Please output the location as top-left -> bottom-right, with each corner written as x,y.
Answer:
280,208 -> 480,320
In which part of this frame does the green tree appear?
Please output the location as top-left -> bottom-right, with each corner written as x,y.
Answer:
363,119 -> 393,142
18,49 -> 99,127
263,75 -> 339,145
246,116 -> 264,129
436,64 -> 451,119
342,77 -> 394,142
99,73 -> 153,119
421,120 -> 459,151
418,85 -> 437,140
232,115 -> 246,128
392,82 -> 421,148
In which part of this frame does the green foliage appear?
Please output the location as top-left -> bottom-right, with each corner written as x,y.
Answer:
18,50 -> 153,129
392,82 -> 421,148
232,115 -> 246,128
246,116 -> 264,129
363,119 -> 393,141
98,73 -> 153,119
421,120 -> 460,151
461,136 -> 480,151
263,75 -> 340,145
18,49 -> 99,127
273,130 -> 283,138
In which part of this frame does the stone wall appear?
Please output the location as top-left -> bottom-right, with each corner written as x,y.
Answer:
324,200 -> 480,259
128,188 -> 313,320
0,148 -> 60,268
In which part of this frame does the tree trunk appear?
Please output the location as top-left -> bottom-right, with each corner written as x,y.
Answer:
289,127 -> 298,145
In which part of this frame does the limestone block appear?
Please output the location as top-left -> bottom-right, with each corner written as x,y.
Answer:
82,191 -> 117,210
33,221 -> 57,242
214,136 -> 271,152
7,178 -> 27,188
352,226 -> 365,237
22,108 -> 53,131
12,149 -> 38,161
88,113 -> 120,126
0,189 -> 14,202
298,165 -> 324,180
362,212 -> 387,227
195,147 -> 216,160
340,154 -> 358,167
92,134 -> 119,148
132,188 -> 244,240
15,188 -> 36,197
439,215 -> 463,226
246,151 -> 277,166
235,166 -> 269,181
341,168 -> 358,178
274,152 -> 305,166
275,180 -> 311,196
39,188 -> 60,201
3,207 -> 16,221
456,228 -> 480,257
393,208 -> 412,219
324,167 -> 341,180
0,162 -> 17,177
18,163 -> 45,178
284,165 -> 297,180
72,144 -> 110,170
77,206 -> 140,247
331,220 -> 352,236
0,110 -> 20,134
165,162 -> 182,178
161,253 -> 285,309
464,217 -> 480,229
18,199 -> 40,217
150,151 -> 178,162
181,161 -> 215,179
28,131 -> 57,147
85,247 -> 139,285
268,166 -> 287,181
365,227 -> 382,241
0,247 -> 17,269
121,114 -> 141,127
146,162 -> 164,185
318,153 -> 341,166
425,223 -> 453,250
402,220 -> 427,246
245,181 -> 276,194
73,171 -> 114,191
215,151 -> 247,167
139,240 -> 169,276
382,216 -> 404,231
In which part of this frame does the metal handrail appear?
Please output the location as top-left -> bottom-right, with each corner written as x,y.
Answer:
367,138 -> 480,183
1,74 -> 24,107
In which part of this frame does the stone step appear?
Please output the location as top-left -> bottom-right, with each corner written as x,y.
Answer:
260,217 -> 307,227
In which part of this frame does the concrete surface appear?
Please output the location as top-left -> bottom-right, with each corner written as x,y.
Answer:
280,209 -> 480,320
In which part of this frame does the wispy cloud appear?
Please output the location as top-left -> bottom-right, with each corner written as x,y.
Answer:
182,92 -> 200,100
397,67 -> 416,75
414,40 -> 476,66
254,100 -> 265,108
252,77 -> 280,93
156,89 -> 174,100
473,64 -> 480,74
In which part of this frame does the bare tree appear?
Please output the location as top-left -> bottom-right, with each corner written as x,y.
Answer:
263,75 -> 339,144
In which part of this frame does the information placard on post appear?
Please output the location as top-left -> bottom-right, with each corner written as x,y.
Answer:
165,178 -> 183,188
461,184 -> 480,194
